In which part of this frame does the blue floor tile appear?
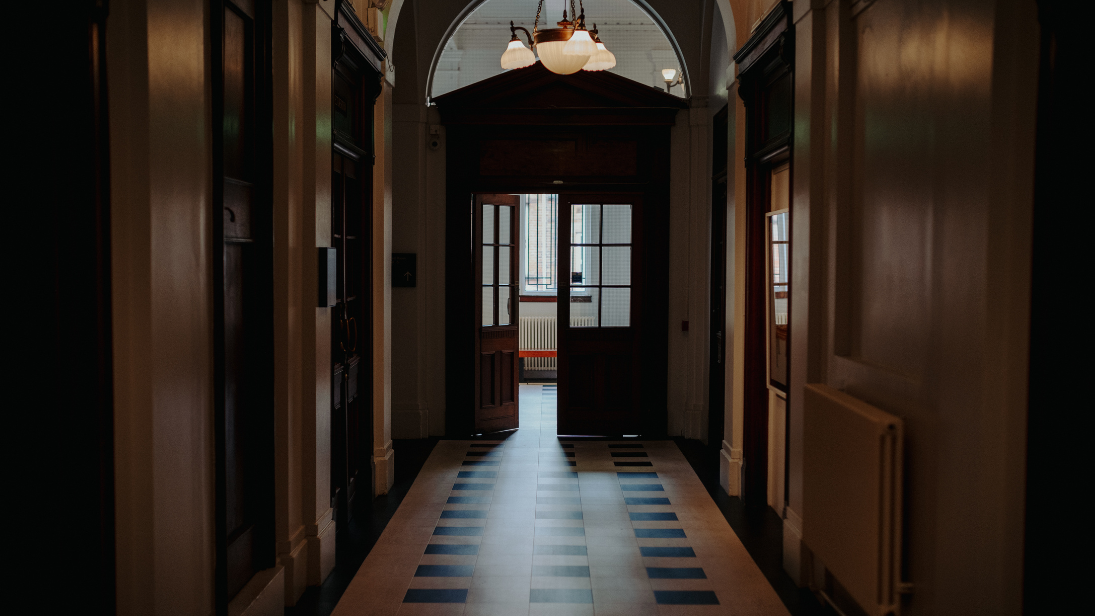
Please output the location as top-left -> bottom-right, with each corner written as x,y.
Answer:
610,452 -> 649,457
646,567 -> 707,579
559,443 -> 575,448
440,510 -> 487,519
465,451 -> 502,457
534,544 -> 588,555
625,497 -> 671,505
629,512 -> 678,521
403,589 -> 468,603
540,471 -> 579,479
654,590 -> 719,605
640,547 -> 696,557
452,482 -> 495,490
447,496 -> 491,504
535,526 -> 585,536
635,528 -> 687,538
536,496 -> 582,505
469,443 -> 502,447
434,526 -> 484,536
532,565 -> 590,577
535,510 -> 583,520
457,471 -> 497,478
461,461 -> 500,466
415,564 -> 475,577
608,444 -> 644,448
617,472 -> 658,478
425,544 -> 480,555
615,461 -> 654,467
529,589 -> 594,604
621,484 -> 664,491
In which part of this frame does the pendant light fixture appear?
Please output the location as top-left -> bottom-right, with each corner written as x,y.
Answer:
501,0 -> 616,75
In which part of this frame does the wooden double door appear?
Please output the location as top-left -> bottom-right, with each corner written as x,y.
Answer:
472,193 -> 644,436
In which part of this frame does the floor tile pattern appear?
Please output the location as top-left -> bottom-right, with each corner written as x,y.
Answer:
331,384 -> 790,616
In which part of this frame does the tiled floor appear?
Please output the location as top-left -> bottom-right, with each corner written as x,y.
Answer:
331,384 -> 789,616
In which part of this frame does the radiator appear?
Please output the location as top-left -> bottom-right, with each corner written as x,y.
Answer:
803,384 -> 904,616
518,316 -> 596,371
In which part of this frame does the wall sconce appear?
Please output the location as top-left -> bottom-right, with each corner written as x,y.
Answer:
662,68 -> 683,93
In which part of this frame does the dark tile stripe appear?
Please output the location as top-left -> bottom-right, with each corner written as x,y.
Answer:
458,470 -> 497,478
654,590 -> 719,605
433,526 -> 484,536
465,451 -> 502,457
469,444 -> 503,448
461,461 -> 500,466
425,544 -> 480,555
610,452 -> 649,457
535,526 -> 585,536
640,547 -> 696,557
447,496 -> 490,504
452,482 -> 494,490
403,589 -> 468,603
629,512 -> 678,521
415,564 -> 474,577
608,444 -> 644,448
621,484 -> 664,491
625,497 -> 671,505
440,510 -> 487,519
532,565 -> 590,577
634,528 -> 686,538
529,589 -> 593,604
536,496 -> 582,505
617,471 -> 658,478
534,544 -> 588,555
614,462 -> 653,467
646,567 -> 707,579
536,483 -> 579,491
536,510 -> 584,519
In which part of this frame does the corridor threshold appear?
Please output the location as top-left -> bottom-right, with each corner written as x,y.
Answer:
332,385 -> 788,615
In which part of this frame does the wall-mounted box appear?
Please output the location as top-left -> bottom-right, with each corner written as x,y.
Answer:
318,247 -> 337,307
393,253 -> 416,287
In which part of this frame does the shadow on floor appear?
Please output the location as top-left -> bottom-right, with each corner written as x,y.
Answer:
674,438 -> 837,616
286,437 -> 440,616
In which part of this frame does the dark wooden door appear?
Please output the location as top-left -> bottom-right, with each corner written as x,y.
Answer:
474,194 -> 520,433
214,0 -> 274,601
558,194 -> 643,435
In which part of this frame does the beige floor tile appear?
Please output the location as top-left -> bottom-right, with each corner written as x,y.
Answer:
462,602 -> 531,616
530,576 -> 592,589
528,605 -> 594,616
396,604 -> 467,616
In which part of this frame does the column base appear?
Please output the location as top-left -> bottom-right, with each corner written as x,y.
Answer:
719,440 -> 743,496
227,565 -> 284,616
373,442 -> 396,496
306,510 -> 336,586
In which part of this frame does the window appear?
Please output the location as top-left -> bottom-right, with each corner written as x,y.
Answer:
521,194 -> 558,294
570,203 -> 632,327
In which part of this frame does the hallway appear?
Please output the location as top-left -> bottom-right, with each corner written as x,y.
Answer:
331,385 -> 788,615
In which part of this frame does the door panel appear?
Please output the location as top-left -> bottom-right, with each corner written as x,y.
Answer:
558,195 -> 643,435
474,194 -> 520,433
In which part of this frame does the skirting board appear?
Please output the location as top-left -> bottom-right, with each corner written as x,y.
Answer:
720,440 -> 742,496
306,514 -> 336,587
373,444 -> 396,496
783,507 -> 811,587
228,565 -> 285,616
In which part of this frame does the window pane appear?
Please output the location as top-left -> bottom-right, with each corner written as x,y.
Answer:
498,286 -> 511,326
571,246 -> 600,285
571,204 -> 600,245
499,246 -> 511,285
482,246 -> 494,284
483,204 -> 495,243
523,194 -> 558,293
602,247 -> 631,285
602,287 -> 630,326
602,204 -> 632,243
499,205 -> 512,245
482,286 -> 494,326
570,288 -> 599,327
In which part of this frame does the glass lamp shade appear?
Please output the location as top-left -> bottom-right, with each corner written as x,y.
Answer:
662,68 -> 678,82
501,39 -> 536,69
535,32 -> 591,75
563,28 -> 596,56
583,41 -> 616,71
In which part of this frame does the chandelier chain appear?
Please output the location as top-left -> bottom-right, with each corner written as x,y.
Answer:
533,0 -> 544,35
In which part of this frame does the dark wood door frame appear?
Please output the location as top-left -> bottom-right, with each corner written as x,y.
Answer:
709,105 -> 729,451
212,0 -> 275,606
734,1 -> 793,506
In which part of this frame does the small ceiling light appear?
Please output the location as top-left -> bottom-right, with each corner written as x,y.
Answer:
502,0 -> 610,76
582,25 -> 616,71
662,68 -> 683,92
501,26 -> 536,69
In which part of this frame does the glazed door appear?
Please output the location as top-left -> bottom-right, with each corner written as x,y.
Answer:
558,195 -> 642,435
331,148 -> 371,526
474,194 -> 520,433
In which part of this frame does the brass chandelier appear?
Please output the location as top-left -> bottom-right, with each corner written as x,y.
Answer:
501,0 -> 616,75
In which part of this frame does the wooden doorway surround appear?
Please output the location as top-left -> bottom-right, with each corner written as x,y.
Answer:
434,63 -> 685,437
